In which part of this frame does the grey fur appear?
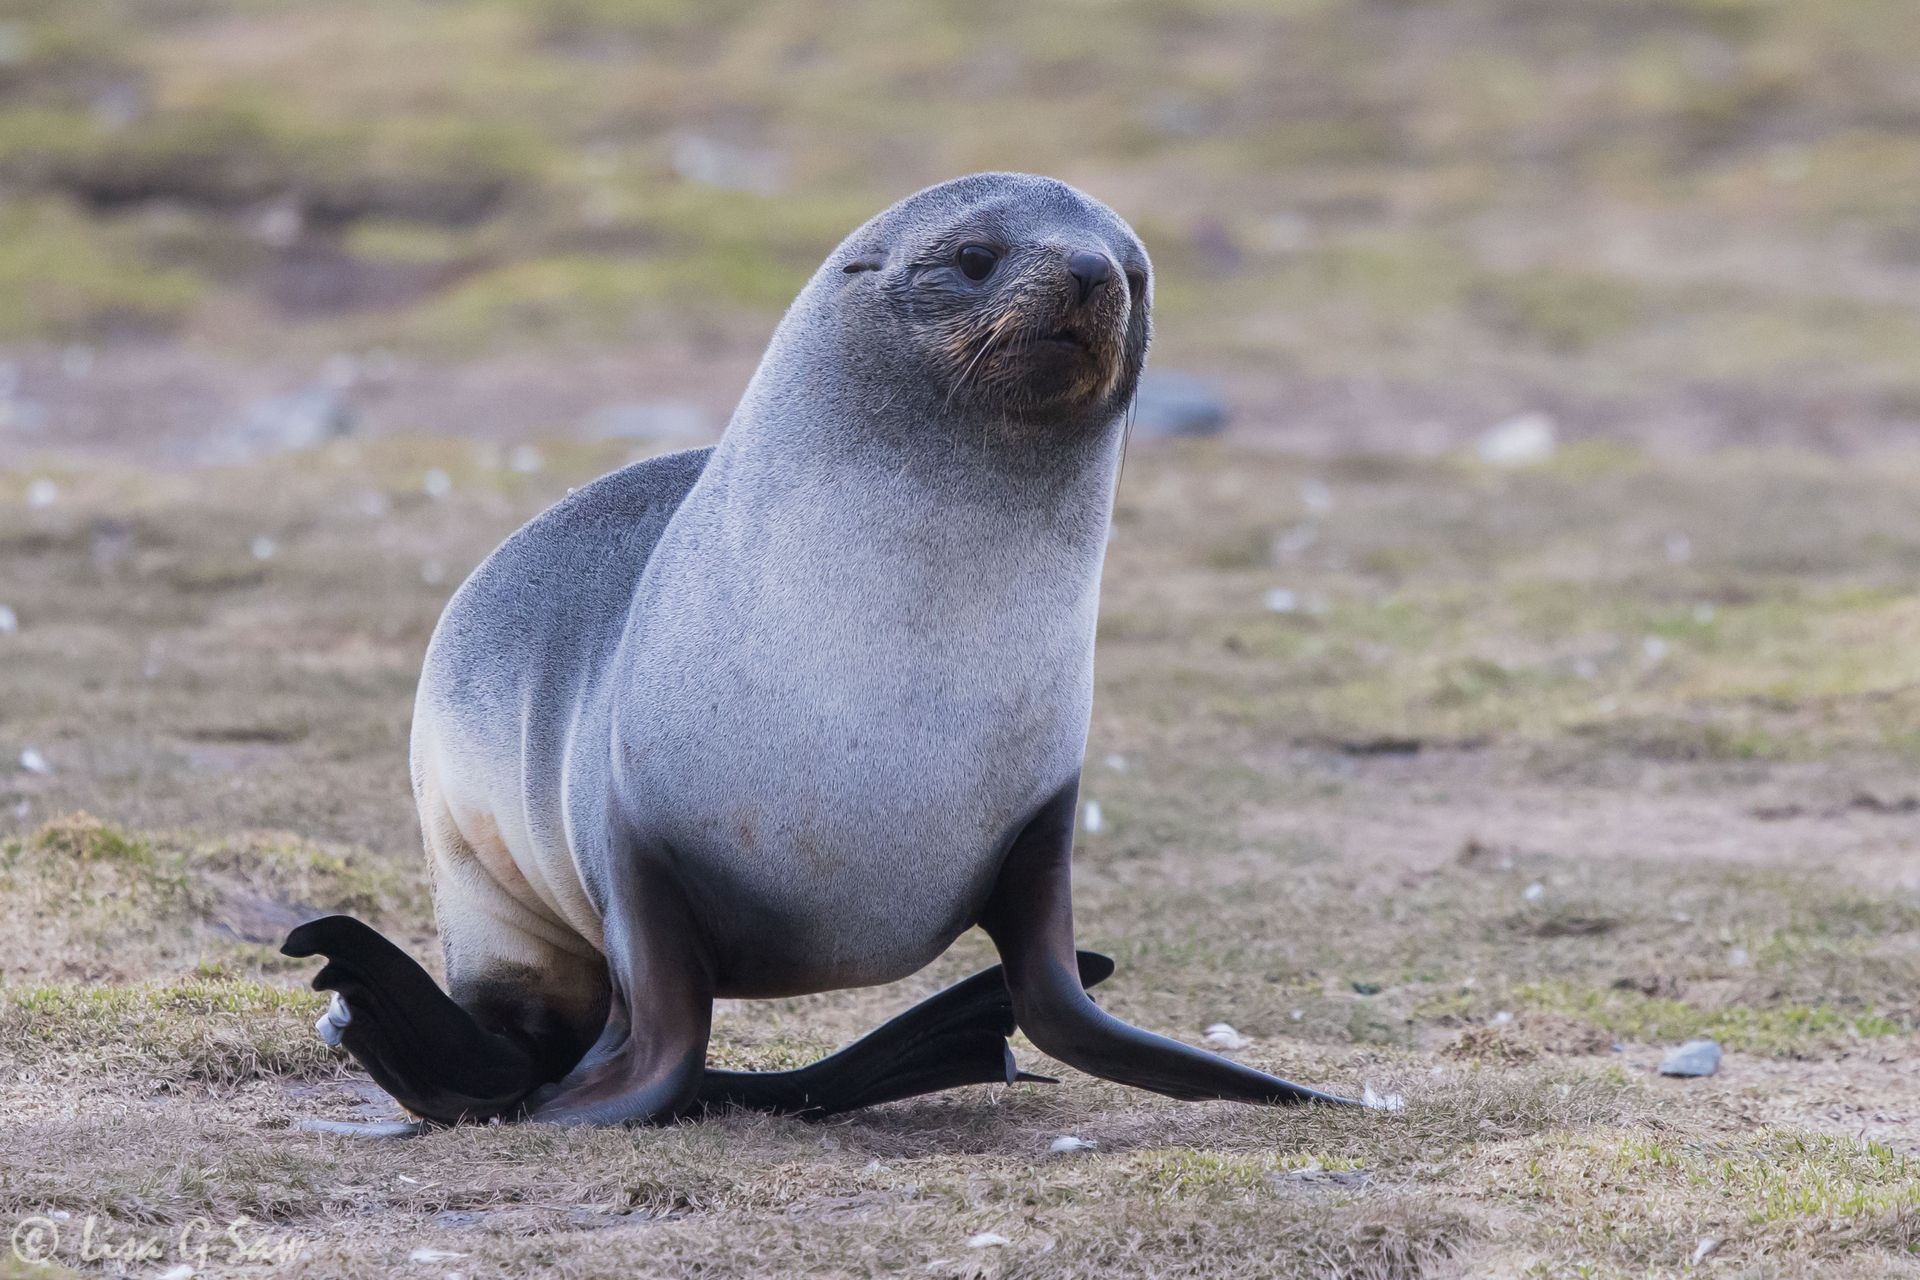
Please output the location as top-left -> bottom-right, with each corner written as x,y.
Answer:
412,173 -> 1150,1017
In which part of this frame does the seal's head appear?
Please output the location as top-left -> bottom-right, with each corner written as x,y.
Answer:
828,173 -> 1151,428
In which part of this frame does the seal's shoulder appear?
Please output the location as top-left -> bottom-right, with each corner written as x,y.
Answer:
423,446 -> 713,686
520,446 -> 713,544
479,445 -> 711,584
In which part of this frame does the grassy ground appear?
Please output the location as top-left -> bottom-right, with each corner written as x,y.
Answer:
3,438 -> 1919,1278
5,0 -> 1920,456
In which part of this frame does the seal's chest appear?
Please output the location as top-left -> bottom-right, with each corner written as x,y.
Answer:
690,670 -> 1086,995
699,796 -> 1016,994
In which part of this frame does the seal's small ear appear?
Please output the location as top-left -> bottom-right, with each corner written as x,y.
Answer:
840,242 -> 886,274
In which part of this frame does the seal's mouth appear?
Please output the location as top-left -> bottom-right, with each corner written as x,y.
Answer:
927,287 -> 1136,420
976,317 -> 1122,413
1033,328 -> 1091,354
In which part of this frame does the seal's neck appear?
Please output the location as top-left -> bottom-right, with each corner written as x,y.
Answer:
702,304 -> 1128,599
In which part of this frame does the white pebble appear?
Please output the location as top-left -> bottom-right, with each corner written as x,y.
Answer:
1263,588 -> 1299,614
1298,477 -> 1333,513
1642,635 -> 1670,663
0,604 -> 16,634
1491,1010 -> 1513,1026
25,478 -> 58,508
157,1266 -> 194,1280
1082,800 -> 1104,834
1475,413 -> 1556,467
19,747 -> 51,775
250,535 -> 277,561
1361,1084 -> 1406,1112
1048,1135 -> 1097,1154
423,468 -> 453,498
421,559 -> 448,586
966,1232 -> 1009,1249
1103,752 -> 1128,772
1203,1022 -> 1252,1051
1523,881 -> 1545,903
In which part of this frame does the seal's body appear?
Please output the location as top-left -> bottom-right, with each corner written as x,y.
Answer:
287,173 -> 1346,1125
416,429 -> 1112,998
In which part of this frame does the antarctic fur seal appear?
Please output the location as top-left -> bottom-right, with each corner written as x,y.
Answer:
285,172 -> 1348,1124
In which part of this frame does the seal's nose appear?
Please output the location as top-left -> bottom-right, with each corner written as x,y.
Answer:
1066,250 -> 1114,305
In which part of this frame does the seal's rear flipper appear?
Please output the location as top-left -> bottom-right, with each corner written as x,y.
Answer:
696,949 -> 1113,1116
282,915 -> 549,1124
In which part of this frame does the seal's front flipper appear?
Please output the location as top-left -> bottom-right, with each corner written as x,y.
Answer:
981,785 -> 1357,1109
520,897 -> 716,1127
697,950 -> 1115,1117
282,915 -> 547,1124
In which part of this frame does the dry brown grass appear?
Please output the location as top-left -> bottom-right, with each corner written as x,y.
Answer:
3,439 -> 1919,1277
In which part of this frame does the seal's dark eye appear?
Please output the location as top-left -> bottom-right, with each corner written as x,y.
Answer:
956,244 -> 998,282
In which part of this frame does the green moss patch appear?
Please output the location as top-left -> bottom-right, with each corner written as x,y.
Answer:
0,979 -> 335,1085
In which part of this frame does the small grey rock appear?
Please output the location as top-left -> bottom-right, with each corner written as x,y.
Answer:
1658,1038 -> 1722,1077
1131,371 -> 1227,439
236,386 -> 356,454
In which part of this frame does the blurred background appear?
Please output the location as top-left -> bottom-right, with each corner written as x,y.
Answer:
2,0 -> 1918,462
6,8 -> 1920,1271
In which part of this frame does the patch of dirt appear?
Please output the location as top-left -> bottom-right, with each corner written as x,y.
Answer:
1244,746 -> 1920,890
